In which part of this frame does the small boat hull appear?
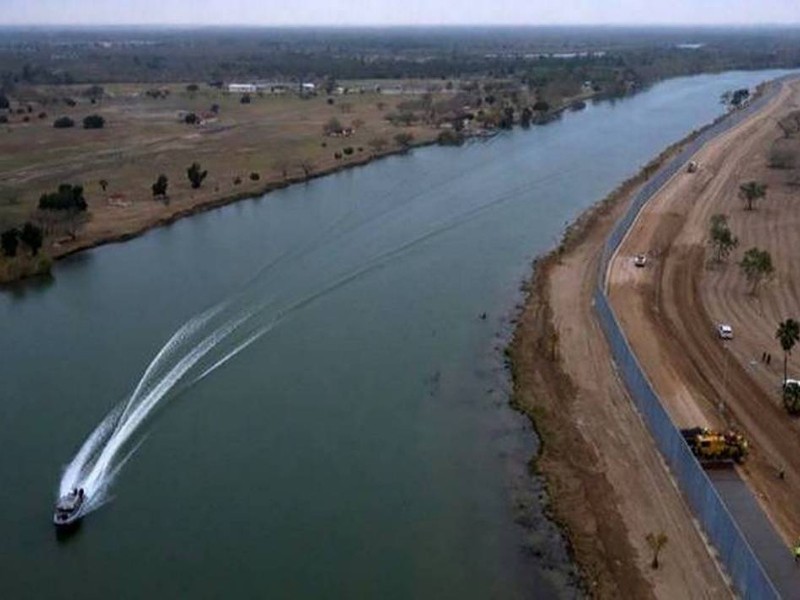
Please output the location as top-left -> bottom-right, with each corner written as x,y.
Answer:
53,489 -> 85,528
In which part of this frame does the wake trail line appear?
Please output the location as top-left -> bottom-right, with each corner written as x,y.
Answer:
57,154 -> 553,519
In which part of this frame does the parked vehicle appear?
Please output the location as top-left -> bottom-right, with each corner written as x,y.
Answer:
717,324 -> 733,339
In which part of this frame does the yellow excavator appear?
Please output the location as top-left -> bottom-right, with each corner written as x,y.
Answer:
681,427 -> 748,465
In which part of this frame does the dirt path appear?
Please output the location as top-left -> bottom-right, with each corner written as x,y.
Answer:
511,144 -> 731,597
609,79 -> 800,547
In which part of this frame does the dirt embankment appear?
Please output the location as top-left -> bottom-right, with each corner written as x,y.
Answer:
608,78 -> 800,546
510,136 -> 732,597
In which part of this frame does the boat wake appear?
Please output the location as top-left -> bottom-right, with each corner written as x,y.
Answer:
57,149 -> 571,518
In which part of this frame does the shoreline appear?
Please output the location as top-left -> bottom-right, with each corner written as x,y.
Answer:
507,122 -> 731,595
55,140 -> 436,260
0,138 -> 438,285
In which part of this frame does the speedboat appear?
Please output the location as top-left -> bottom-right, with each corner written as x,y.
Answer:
53,488 -> 85,527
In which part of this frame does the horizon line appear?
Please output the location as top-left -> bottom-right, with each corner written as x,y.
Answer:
3,22 -> 800,29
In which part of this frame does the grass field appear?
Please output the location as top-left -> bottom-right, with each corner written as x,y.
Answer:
0,83 -> 441,257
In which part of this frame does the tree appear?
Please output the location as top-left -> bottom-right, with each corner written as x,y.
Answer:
99,179 -> 109,192
323,117 -> 343,136
19,222 -> 43,256
394,132 -> 414,148
186,83 -> 199,93
520,106 -> 533,127
38,184 -> 87,211
776,319 -> 800,385
1,228 -> 19,258
83,114 -> 105,129
645,532 -> 668,569
709,214 -> 738,263
739,247 -> 774,294
739,181 -> 767,211
53,116 -> 75,129
240,94 -> 252,104
187,163 -> 208,189
152,174 -> 169,199
184,112 -> 199,125
0,93 -> 9,110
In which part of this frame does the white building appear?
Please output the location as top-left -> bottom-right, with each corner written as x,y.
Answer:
228,83 -> 257,93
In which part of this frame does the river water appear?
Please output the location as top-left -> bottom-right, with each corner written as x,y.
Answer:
0,70 -> 790,599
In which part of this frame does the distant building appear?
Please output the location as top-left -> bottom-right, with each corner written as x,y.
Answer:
228,83 -> 257,93
301,82 -> 317,92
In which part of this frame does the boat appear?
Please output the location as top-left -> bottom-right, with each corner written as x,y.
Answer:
53,488 -> 85,527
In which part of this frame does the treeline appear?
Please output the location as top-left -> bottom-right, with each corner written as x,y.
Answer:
2,27 -> 800,89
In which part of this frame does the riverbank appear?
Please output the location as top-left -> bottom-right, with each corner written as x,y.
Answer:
508,128 -> 735,596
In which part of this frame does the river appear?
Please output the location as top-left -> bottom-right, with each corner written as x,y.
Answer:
0,70 -> 790,599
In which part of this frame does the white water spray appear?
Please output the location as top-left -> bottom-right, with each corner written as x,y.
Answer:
58,147 -> 576,517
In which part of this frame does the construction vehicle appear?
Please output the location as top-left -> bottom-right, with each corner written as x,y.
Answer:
681,427 -> 748,465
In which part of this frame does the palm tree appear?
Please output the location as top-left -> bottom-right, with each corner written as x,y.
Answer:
777,319 -> 800,384
739,181 -> 767,211
645,532 -> 668,569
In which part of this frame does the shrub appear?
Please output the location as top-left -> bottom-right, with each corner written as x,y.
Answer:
186,83 -> 199,93
334,152 -> 342,160
83,114 -> 105,129
0,94 -> 8,109
249,172 -> 260,181
152,174 -> 168,199
343,146 -> 354,155
1,228 -> 19,257
184,112 -> 199,125
38,112 -> 47,119
0,115 -> 7,124
437,129 -> 465,146
53,116 -> 75,129
533,100 -> 550,112
394,132 -> 414,148
323,117 -> 344,136
240,94 -> 252,104
233,176 -> 242,186
327,98 -> 335,105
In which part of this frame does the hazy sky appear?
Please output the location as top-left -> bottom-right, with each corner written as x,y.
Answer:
3,0 -> 799,26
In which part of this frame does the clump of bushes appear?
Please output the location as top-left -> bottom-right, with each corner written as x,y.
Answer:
38,184 -> 87,211
53,116 -> 75,129
437,129 -> 465,146
83,114 -> 105,129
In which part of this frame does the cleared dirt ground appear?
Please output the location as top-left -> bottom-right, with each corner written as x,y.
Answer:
511,147 -> 731,596
609,79 -> 800,546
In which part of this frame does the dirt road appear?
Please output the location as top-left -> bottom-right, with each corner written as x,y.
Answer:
511,143 -> 731,597
609,79 -> 800,546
